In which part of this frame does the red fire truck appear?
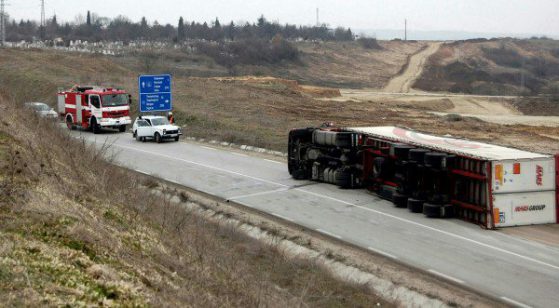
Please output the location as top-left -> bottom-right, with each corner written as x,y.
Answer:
57,86 -> 132,133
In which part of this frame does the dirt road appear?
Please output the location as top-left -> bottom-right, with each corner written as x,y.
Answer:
383,42 -> 443,93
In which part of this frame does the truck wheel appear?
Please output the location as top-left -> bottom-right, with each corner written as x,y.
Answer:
91,119 -> 100,134
119,125 -> 126,133
174,136 -> 180,142
66,116 -> 74,130
407,198 -> 424,213
441,204 -> 455,218
392,193 -> 408,208
424,152 -> 447,170
408,149 -> 430,164
392,144 -> 414,161
423,203 -> 442,218
155,133 -> 162,143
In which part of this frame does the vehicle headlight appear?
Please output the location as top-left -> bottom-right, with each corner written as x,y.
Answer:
163,129 -> 167,135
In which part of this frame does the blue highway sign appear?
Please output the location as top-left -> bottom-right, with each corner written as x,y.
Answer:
139,74 -> 172,112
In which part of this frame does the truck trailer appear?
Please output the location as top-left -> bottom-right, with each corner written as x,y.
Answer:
288,125 -> 558,228
58,86 -> 132,133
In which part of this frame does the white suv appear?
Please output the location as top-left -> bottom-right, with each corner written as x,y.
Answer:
132,115 -> 182,143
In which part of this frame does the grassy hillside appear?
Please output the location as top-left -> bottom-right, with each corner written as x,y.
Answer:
415,38 -> 559,96
0,98 -> 390,306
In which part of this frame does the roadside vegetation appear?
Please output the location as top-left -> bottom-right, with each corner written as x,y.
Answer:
0,97 -> 390,306
415,38 -> 559,97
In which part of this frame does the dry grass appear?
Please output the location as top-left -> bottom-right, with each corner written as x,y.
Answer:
0,98 -> 390,306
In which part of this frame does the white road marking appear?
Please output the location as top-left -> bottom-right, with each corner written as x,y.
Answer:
272,213 -> 295,222
264,159 -> 283,164
427,269 -> 464,284
111,142 -> 559,272
115,144 -> 289,188
135,169 -> 151,176
200,146 -> 217,151
227,188 -> 290,201
500,296 -> 533,308
316,229 -> 342,239
367,247 -> 398,260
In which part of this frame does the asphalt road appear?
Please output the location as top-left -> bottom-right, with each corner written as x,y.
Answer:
74,129 -> 559,308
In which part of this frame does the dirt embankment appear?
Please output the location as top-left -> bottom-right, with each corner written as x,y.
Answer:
414,38 -> 559,97
0,100 -> 391,306
383,42 -> 443,93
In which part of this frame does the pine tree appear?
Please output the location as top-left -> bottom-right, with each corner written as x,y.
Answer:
178,17 -> 185,41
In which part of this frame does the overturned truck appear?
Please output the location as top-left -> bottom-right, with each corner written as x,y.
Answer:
288,126 -> 558,228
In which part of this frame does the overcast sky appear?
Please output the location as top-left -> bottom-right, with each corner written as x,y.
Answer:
8,0 -> 559,37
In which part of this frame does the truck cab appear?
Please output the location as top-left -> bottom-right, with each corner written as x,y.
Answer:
58,86 -> 132,133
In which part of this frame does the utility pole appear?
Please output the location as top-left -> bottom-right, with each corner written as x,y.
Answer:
40,0 -> 46,40
0,0 -> 6,46
404,19 -> 407,41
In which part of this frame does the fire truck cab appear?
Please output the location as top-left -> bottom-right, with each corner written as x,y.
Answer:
58,86 -> 132,133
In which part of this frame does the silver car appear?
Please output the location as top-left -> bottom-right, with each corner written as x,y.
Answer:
24,102 -> 58,119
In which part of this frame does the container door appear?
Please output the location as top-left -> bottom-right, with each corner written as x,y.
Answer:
493,191 -> 556,227
492,158 -> 557,227
75,95 -> 82,123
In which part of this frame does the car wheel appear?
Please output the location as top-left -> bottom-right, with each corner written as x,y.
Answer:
155,133 -> 162,143
135,132 -> 142,142
133,130 -> 137,138
174,136 -> 180,142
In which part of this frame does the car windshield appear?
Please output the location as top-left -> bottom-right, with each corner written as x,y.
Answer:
150,118 -> 170,126
102,94 -> 128,107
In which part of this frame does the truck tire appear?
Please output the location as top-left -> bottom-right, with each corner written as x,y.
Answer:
423,202 -> 442,218
407,198 -> 424,213
175,136 -> 180,142
408,149 -> 430,163
424,152 -> 447,170
119,125 -> 126,133
441,204 -> 455,218
66,116 -> 75,130
91,118 -> 100,134
392,193 -> 408,208
392,144 -> 414,161
155,132 -> 162,143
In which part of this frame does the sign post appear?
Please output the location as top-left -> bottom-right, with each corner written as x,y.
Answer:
138,74 -> 172,113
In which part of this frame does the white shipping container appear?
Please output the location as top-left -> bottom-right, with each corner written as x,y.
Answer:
345,126 -> 558,227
